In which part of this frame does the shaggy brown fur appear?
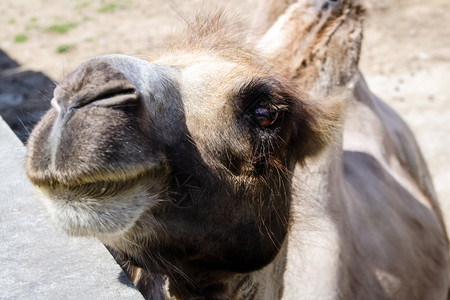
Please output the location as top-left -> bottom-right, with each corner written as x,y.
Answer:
25,1 -> 448,299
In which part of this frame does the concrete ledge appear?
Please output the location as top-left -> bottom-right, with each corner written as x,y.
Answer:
0,117 -> 143,299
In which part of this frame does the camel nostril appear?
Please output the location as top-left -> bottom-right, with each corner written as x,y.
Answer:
72,87 -> 139,109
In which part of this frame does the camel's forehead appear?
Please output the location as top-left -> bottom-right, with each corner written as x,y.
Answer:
165,54 -> 257,91
178,56 -> 251,100
179,55 -> 251,78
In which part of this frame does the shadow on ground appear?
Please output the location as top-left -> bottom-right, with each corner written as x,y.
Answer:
0,49 -> 54,143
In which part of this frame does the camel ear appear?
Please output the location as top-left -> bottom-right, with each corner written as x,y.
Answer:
251,0 -> 365,96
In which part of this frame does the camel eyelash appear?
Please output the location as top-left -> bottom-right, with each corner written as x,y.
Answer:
236,78 -> 289,126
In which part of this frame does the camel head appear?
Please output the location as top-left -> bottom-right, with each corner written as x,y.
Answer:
24,2 -> 360,297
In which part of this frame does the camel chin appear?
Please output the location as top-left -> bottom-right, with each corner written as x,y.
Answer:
36,180 -> 162,238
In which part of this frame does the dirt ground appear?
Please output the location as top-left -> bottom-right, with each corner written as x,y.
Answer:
0,0 -> 449,223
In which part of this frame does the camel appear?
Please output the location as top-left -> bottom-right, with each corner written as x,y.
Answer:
25,0 -> 449,299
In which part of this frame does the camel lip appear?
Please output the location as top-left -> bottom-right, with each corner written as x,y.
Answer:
27,160 -> 168,186
34,165 -> 168,201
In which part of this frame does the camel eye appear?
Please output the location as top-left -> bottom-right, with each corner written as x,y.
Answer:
254,107 -> 279,127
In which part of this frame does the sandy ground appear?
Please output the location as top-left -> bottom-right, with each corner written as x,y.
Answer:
0,0 -> 449,222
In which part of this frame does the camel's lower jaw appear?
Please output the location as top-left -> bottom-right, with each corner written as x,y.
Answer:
36,184 -> 162,238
